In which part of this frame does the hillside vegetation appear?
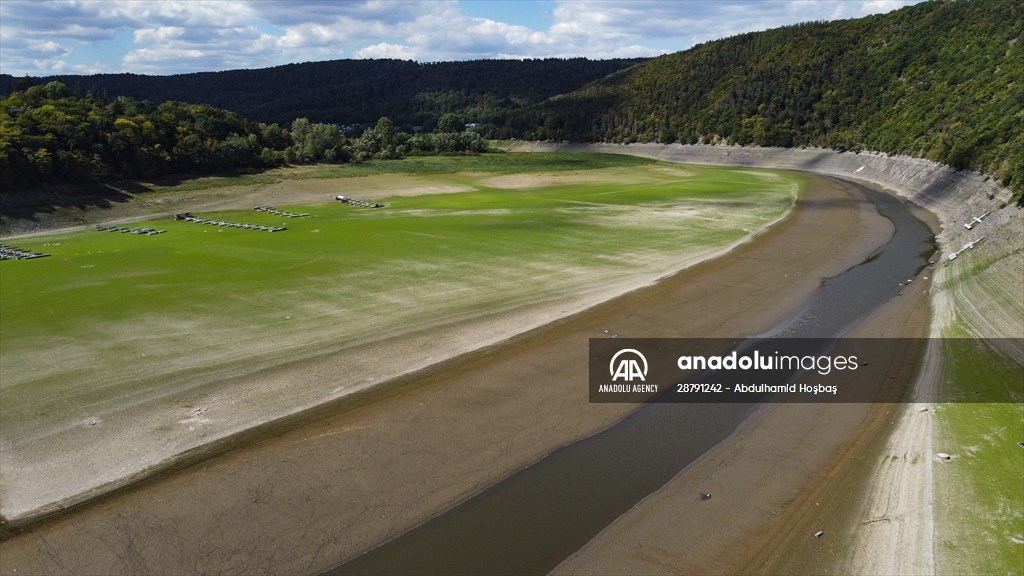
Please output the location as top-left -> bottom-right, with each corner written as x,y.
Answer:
0,58 -> 644,130
0,82 -> 484,213
514,0 -> 1023,196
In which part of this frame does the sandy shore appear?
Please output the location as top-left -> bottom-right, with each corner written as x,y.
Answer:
0,172 -> 898,574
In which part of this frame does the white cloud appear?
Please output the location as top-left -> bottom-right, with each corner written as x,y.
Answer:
354,42 -> 418,60
0,0 -> 926,76
606,44 -> 671,58
403,15 -> 555,59
857,0 -> 917,16
251,0 -> 438,27
123,47 -> 205,67
275,21 -> 357,49
122,23 -> 282,74
133,26 -> 187,44
111,0 -> 255,27
549,0 -> 921,48
30,40 -> 71,57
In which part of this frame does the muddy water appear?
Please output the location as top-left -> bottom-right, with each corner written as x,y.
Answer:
328,179 -> 935,576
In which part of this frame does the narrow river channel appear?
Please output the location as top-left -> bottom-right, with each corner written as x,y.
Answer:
328,177 -> 935,575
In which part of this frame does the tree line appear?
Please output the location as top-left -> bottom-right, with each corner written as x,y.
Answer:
0,81 -> 485,193
503,0 -> 1022,198
0,58 -> 645,130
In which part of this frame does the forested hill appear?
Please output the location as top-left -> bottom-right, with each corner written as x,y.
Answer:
2,0 -> 1021,199
515,0 -> 1023,195
0,58 -> 645,130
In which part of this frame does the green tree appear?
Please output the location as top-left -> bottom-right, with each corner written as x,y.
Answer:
436,112 -> 464,133
356,117 -> 408,159
287,118 -> 348,163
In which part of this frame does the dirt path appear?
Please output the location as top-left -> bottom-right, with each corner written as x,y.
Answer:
0,175 -> 895,575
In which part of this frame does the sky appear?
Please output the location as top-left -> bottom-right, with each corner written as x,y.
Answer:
0,0 -> 925,77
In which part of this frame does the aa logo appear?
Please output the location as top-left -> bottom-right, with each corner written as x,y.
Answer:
610,349 -> 648,382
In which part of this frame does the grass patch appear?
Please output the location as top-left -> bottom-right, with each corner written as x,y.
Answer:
933,334 -> 1024,576
0,157 -> 797,504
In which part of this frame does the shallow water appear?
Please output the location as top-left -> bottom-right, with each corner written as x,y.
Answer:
328,178 -> 935,575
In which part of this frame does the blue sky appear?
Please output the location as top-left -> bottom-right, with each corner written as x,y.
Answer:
0,0 -> 924,77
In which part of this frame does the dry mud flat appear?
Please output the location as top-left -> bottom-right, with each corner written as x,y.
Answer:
0,174 -> 901,574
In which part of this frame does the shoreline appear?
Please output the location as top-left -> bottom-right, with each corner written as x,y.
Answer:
523,142 -> 1020,575
554,225 -> 936,575
0,172 -> 895,574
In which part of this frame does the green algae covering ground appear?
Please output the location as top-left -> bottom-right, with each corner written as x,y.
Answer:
0,154 -> 798,519
932,230 -> 1023,576
933,336 -> 1024,576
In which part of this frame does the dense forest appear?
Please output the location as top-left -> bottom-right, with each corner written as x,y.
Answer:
511,0 -> 1023,195
2,0 -> 1021,202
0,81 -> 484,197
0,58 -> 644,130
